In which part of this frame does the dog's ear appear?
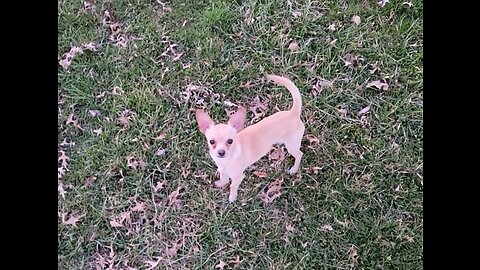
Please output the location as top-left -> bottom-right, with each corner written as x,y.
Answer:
228,106 -> 247,132
195,109 -> 214,134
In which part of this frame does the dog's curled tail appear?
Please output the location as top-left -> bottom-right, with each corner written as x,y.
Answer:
266,74 -> 302,116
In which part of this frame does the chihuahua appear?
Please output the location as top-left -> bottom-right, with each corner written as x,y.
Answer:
195,75 -> 304,202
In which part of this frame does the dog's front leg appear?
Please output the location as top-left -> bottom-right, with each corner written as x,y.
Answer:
214,169 -> 230,188
228,172 -> 245,203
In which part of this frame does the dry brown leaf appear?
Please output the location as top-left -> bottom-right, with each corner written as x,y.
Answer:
156,148 -> 166,156
344,53 -> 364,68
229,256 -> 241,268
126,156 -> 138,170
131,201 -> 146,212
268,145 -> 286,163
253,171 -> 268,178
168,186 -> 183,207
138,159 -> 146,170
358,106 -> 370,115
110,219 -> 124,228
93,127 -> 102,135
304,134 -> 320,149
239,80 -> 255,90
292,11 -> 302,17
288,42 -> 300,52
89,110 -> 101,117
144,256 -> 163,270
83,1 -> 95,12
153,181 -> 165,192
58,180 -> 66,198
82,42 -> 97,51
165,240 -> 182,257
112,86 -> 124,95
378,0 -> 389,7
259,178 -> 283,203
327,23 -> 336,31
348,245 -> 359,267
352,15 -> 361,25
58,150 -> 70,168
62,213 -> 86,227
215,260 -> 227,270
321,224 -> 334,231
85,175 -> 96,187
366,80 -> 389,91
66,113 -> 83,129
156,132 -> 167,140
59,46 -> 84,70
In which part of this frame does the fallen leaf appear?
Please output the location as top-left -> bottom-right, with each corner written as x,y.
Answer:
402,1 -> 413,7
168,186 -> 183,207
83,1 -> 95,11
58,180 -> 66,198
378,0 -> 389,7
292,11 -> 302,17
286,224 -> 294,232
352,15 -> 361,25
59,46 -> 84,70
337,108 -> 347,118
165,240 -> 182,257
321,224 -> 334,231
144,256 -> 163,270
93,127 -> 102,135
82,42 -> 97,51
58,150 -> 70,168
112,86 -> 124,95
288,42 -> 300,52
89,110 -> 101,116
358,106 -> 370,115
156,132 -> 167,140
348,245 -> 359,267
156,148 -> 166,156
85,175 -> 96,187
153,181 -> 165,192
366,80 -> 389,91
229,256 -> 241,268
239,80 -> 255,90
253,171 -> 268,178
259,178 -> 283,203
304,134 -> 320,149
62,213 -> 86,227
268,145 -> 286,163
131,201 -> 146,212
138,159 -> 147,170
327,23 -> 336,31
110,219 -> 124,228
215,260 -> 227,270
126,156 -> 138,170
343,53 -> 364,68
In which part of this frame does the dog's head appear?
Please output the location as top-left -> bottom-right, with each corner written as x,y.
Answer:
195,107 -> 246,160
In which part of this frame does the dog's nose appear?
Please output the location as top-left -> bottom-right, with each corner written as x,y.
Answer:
218,150 -> 225,157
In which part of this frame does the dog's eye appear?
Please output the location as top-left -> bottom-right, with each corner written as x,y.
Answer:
227,139 -> 233,144
209,140 -> 215,145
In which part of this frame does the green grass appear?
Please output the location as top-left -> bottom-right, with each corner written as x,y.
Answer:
58,0 -> 423,269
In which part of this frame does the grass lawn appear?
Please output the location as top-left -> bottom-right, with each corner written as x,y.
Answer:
58,0 -> 423,269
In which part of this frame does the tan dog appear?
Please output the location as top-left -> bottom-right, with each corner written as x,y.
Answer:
195,75 -> 304,202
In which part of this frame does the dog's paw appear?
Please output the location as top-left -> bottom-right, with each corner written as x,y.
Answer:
214,180 -> 228,188
288,167 -> 298,175
228,193 -> 237,203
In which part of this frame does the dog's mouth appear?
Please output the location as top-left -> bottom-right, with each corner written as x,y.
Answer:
217,155 -> 226,158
